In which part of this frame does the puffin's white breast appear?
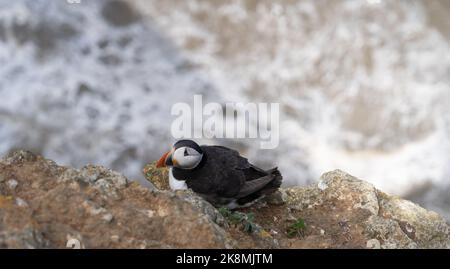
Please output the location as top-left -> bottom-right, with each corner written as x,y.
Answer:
169,168 -> 188,190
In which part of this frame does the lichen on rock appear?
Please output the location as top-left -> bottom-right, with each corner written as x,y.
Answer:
142,162 -> 170,191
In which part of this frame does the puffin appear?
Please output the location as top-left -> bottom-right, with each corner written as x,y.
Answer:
156,139 -> 282,209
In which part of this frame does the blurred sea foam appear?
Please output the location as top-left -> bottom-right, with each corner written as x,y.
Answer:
0,0 -> 449,220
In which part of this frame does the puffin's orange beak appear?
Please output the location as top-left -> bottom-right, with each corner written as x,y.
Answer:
156,148 -> 174,168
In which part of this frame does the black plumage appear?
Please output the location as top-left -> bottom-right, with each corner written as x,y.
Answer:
172,145 -> 282,208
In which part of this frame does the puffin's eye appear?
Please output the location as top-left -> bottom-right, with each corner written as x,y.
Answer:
184,148 -> 188,156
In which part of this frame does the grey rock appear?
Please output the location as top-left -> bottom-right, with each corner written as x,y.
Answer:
6,179 -> 18,190
283,170 -> 449,249
0,150 -> 37,165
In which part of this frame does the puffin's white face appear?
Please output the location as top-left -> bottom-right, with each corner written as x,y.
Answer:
172,146 -> 203,169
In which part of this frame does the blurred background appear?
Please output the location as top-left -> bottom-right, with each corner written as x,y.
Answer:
0,0 -> 449,222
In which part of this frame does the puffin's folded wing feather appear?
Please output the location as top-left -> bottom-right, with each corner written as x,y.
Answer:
236,174 -> 274,198
207,145 -> 251,168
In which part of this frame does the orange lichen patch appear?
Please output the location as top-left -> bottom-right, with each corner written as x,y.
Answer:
0,195 -> 14,208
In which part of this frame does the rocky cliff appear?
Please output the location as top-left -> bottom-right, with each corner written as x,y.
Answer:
0,151 -> 448,249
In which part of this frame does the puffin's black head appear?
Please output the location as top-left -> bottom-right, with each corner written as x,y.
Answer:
156,139 -> 203,169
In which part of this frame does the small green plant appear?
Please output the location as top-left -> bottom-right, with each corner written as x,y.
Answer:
218,207 -> 257,233
218,207 -> 232,218
243,213 -> 257,233
287,218 -> 306,238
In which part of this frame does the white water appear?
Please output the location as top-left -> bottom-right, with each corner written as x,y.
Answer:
0,0 -> 449,220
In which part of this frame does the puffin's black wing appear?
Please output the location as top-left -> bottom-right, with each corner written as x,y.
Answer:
196,146 -> 248,197
236,174 -> 276,198
207,146 -> 267,180
236,167 -> 282,206
204,146 -> 282,200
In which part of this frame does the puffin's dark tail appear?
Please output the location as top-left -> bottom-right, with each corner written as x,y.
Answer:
236,167 -> 283,206
259,167 -> 283,195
